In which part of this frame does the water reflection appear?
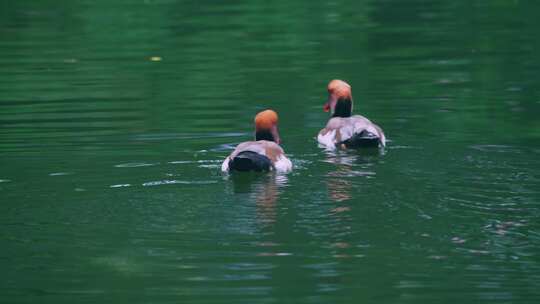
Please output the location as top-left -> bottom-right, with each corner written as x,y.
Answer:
327,178 -> 352,202
228,173 -> 288,225
323,149 -> 381,202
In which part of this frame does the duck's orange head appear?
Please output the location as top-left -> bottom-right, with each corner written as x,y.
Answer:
324,79 -> 353,117
254,109 -> 281,144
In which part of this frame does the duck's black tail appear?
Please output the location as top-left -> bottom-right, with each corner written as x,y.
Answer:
229,151 -> 272,172
341,130 -> 381,148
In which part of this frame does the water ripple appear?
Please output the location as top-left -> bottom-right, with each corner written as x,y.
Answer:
114,162 -> 159,168
142,180 -> 217,187
110,184 -> 131,188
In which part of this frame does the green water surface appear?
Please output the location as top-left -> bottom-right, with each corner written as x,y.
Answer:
1,0 -> 540,303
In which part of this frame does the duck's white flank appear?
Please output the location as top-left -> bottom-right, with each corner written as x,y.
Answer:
273,154 -> 293,173
317,115 -> 386,149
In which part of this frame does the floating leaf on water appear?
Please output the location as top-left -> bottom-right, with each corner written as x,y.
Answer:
149,56 -> 162,61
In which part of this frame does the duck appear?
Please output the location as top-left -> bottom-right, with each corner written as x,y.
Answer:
317,79 -> 386,149
222,109 -> 293,173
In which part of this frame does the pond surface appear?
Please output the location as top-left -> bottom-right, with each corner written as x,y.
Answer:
1,0 -> 540,303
